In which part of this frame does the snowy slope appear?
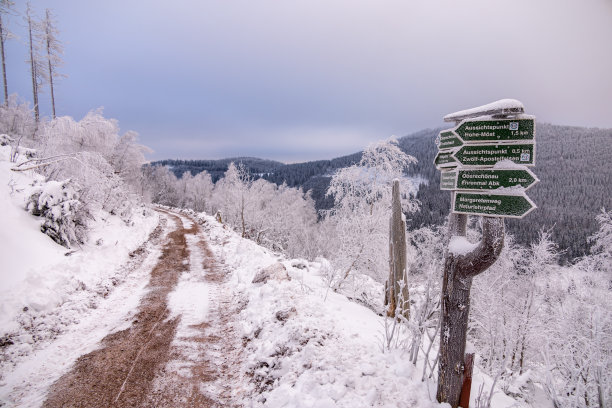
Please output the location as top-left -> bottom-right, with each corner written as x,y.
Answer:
191,209 -> 522,407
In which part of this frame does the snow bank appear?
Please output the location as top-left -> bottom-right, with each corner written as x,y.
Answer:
200,212 -> 443,407
0,145 -> 159,350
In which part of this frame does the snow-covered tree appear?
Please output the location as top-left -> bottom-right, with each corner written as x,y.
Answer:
38,8 -> 63,118
212,162 -> 252,237
322,137 -> 418,285
25,2 -> 43,122
588,208 -> 612,274
0,95 -> 37,150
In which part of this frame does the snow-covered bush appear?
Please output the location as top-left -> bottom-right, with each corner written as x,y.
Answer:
26,179 -> 91,247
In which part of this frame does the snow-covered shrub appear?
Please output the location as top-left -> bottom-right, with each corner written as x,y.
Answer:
26,179 -> 91,247
0,95 -> 37,145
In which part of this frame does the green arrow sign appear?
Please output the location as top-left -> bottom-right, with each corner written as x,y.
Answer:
455,117 -> 534,143
455,168 -> 538,190
434,150 -> 458,168
437,131 -> 463,150
452,143 -> 535,167
440,169 -> 538,191
453,192 -> 536,218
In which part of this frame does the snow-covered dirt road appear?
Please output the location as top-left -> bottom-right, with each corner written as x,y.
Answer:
42,209 -> 238,407
2,209 -> 238,408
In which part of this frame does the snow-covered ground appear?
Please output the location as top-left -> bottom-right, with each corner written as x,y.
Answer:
193,209 -> 523,407
0,143 -> 523,407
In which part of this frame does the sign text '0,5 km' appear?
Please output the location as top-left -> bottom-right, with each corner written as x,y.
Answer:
453,191 -> 536,218
439,168 -> 539,191
452,143 -> 535,167
454,117 -> 535,143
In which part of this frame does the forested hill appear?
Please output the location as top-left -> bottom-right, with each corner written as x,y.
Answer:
154,157 -> 285,181
153,123 -> 612,262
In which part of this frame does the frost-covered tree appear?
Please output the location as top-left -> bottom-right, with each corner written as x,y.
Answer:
0,94 -> 36,145
322,137 -> 418,286
39,8 -> 63,118
143,165 -> 179,207
25,2 -> 43,122
588,208 -> 612,274
212,162 -> 252,237
30,111 -> 149,217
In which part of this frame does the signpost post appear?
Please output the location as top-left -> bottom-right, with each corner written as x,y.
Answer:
435,99 -> 539,408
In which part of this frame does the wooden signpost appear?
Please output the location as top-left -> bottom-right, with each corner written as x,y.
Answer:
435,99 -> 539,408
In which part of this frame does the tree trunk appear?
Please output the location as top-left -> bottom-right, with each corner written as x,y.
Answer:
387,179 -> 409,319
45,9 -> 56,118
437,213 -> 504,408
0,15 -> 7,106
240,193 -> 246,238
27,12 -> 39,122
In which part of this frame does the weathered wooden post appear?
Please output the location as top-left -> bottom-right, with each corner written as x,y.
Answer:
434,99 -> 538,408
386,179 -> 409,319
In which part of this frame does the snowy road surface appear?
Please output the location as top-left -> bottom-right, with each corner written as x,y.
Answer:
1,209 -> 236,407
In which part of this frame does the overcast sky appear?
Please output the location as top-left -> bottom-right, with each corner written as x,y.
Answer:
5,0 -> 612,162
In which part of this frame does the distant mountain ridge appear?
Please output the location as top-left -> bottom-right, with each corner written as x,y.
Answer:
152,123 -> 612,262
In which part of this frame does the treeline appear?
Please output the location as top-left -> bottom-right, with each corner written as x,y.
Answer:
155,157 -> 285,182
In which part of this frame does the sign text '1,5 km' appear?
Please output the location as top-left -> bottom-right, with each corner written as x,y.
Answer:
454,117 -> 535,143
439,168 -> 539,191
453,191 -> 536,218
452,143 -> 535,167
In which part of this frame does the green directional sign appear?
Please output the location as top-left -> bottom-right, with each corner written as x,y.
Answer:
453,192 -> 536,218
453,143 -> 535,167
437,131 -> 463,150
455,168 -> 538,190
455,118 -> 534,143
440,171 -> 457,190
439,169 -> 539,191
434,150 -> 458,168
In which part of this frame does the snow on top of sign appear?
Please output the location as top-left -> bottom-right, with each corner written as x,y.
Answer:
444,99 -> 524,122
